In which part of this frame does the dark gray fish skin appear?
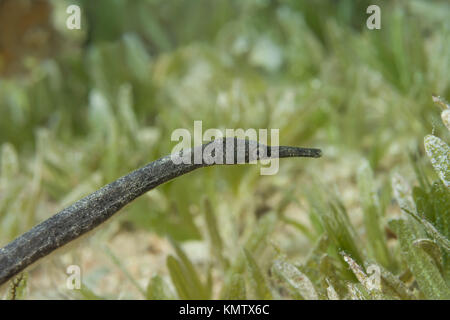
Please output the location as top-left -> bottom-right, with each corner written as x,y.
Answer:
0,138 -> 321,285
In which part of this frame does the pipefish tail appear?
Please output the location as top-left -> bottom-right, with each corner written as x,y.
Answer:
0,138 -> 321,285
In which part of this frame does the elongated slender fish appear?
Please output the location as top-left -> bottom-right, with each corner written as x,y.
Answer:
0,138 -> 321,285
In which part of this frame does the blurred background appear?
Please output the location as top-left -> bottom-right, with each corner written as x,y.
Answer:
0,0 -> 449,299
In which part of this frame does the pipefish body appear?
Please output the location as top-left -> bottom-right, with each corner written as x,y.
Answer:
0,138 -> 321,285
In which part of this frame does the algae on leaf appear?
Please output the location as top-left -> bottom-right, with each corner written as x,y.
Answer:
424,135 -> 450,187
389,219 -> 450,300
